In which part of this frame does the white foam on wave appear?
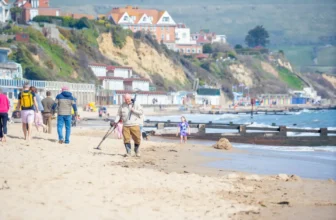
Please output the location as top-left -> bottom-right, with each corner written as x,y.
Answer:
235,143 -> 336,152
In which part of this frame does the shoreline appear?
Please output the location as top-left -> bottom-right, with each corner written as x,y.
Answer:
1,124 -> 335,219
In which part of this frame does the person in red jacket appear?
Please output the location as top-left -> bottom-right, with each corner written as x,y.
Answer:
0,88 -> 10,142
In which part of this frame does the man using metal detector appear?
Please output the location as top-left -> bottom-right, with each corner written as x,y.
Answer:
113,93 -> 143,157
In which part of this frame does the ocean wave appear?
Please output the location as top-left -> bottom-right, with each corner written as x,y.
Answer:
235,144 -> 336,152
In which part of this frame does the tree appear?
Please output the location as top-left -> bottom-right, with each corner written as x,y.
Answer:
245,25 -> 270,48
234,44 -> 243,50
10,7 -> 23,23
203,43 -> 212,53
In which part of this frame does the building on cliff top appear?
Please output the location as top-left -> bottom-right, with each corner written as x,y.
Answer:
14,0 -> 60,22
107,5 -> 202,55
0,0 -> 11,23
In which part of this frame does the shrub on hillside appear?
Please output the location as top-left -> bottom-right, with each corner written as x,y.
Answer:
110,25 -> 132,48
33,16 -> 91,29
203,43 -> 212,53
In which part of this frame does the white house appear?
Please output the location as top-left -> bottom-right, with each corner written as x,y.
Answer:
100,77 -> 124,91
113,91 -> 169,105
174,23 -> 202,54
107,66 -> 132,78
0,0 -> 11,23
212,35 -> 227,44
195,88 -> 221,105
0,62 -> 23,79
89,63 -> 107,77
89,63 -> 133,78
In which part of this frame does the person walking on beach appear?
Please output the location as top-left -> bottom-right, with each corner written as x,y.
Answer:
16,83 -> 39,142
30,86 -> 48,134
41,91 -> 54,134
177,116 -> 190,144
0,88 -> 10,143
52,86 -> 77,144
115,94 -> 143,157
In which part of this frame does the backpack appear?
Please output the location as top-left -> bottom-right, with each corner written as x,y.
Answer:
20,91 -> 34,108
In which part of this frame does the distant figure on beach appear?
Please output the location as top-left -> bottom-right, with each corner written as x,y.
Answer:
115,121 -> 123,139
115,94 -> 143,157
177,116 -> 190,144
30,86 -> 48,134
16,83 -> 39,143
41,91 -> 54,134
52,86 -> 77,144
0,88 -> 10,143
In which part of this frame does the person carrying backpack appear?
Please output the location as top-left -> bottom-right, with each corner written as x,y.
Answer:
16,83 -> 39,143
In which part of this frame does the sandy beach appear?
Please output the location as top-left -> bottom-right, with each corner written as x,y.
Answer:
1,122 -> 336,220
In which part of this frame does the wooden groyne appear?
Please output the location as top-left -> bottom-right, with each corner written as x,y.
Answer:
144,120 -> 336,146
192,106 -> 336,115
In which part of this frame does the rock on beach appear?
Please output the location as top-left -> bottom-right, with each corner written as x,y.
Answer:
213,138 -> 233,150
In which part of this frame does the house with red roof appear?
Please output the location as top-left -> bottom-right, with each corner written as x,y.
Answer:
107,5 -> 177,49
14,0 -> 60,23
0,0 -> 11,23
191,29 -> 227,45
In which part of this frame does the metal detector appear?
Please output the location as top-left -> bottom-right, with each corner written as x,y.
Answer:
94,121 -> 117,150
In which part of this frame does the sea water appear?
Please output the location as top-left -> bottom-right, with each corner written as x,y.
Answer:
147,109 -> 336,179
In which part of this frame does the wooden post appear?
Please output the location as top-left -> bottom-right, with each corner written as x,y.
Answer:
320,128 -> 328,137
198,124 -> 206,133
157,123 -> 165,130
239,125 -> 246,135
279,126 -> 287,136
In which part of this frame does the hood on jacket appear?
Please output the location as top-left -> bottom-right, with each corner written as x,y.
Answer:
61,91 -> 73,98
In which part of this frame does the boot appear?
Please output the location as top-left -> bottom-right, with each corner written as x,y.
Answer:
134,144 -> 140,157
124,143 -> 132,157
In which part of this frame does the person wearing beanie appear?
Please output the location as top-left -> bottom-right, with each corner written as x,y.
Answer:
52,86 -> 77,144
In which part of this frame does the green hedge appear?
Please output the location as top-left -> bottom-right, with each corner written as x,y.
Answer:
32,16 -> 91,29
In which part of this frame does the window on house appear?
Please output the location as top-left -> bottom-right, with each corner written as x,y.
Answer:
187,49 -> 190,53
123,16 -> 128,21
166,26 -> 169,31
131,16 -> 136,21
192,49 -> 195,53
161,26 -> 164,31
166,34 -> 170,41
162,17 -> 169,22
161,34 -> 164,40
198,49 -> 201,53
143,17 -> 147,22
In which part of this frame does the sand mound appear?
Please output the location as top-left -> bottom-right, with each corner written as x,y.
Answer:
213,138 -> 233,150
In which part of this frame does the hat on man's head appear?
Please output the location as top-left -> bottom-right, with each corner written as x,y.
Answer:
61,86 -> 69,91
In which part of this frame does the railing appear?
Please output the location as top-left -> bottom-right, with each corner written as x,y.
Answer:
0,79 -> 95,91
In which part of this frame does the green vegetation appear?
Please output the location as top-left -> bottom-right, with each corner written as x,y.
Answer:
277,67 -> 304,89
111,25 -> 132,48
33,16 -> 91,29
203,44 -> 212,53
245,25 -> 270,48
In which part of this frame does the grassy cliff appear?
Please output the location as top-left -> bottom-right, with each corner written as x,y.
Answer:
0,19 -> 310,98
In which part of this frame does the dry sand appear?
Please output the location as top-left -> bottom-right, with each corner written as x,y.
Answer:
0,124 -> 335,220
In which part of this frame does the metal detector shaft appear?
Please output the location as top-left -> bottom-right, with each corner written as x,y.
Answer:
128,93 -> 137,120
94,125 -> 117,150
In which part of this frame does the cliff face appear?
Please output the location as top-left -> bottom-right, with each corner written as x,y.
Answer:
97,33 -> 187,84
